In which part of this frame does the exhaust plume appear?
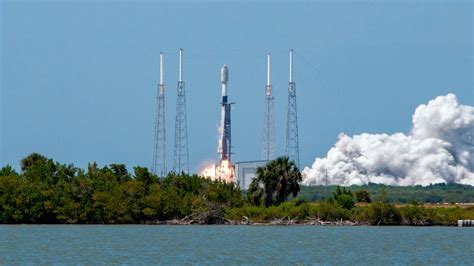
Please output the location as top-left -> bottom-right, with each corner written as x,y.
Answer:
302,94 -> 474,186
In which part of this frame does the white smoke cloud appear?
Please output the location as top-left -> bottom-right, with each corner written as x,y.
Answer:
302,94 -> 474,186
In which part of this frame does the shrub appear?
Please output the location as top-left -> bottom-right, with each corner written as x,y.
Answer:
367,202 -> 402,225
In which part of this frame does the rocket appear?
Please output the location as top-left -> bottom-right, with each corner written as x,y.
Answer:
218,65 -> 232,163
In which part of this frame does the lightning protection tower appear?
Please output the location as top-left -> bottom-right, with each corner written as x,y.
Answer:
262,53 -> 275,161
286,49 -> 300,168
152,52 -> 167,176
173,48 -> 189,173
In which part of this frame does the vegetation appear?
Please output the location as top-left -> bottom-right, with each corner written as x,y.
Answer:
332,186 -> 355,209
296,183 -> 474,203
1,153 -> 473,225
248,157 -> 302,207
354,189 -> 371,203
0,153 -> 242,224
226,201 -> 474,226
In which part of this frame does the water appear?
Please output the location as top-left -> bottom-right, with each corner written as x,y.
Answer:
1,225 -> 473,264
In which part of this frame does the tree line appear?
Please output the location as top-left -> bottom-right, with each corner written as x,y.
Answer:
1,153 -> 473,225
296,182 -> 474,203
0,153 -> 242,223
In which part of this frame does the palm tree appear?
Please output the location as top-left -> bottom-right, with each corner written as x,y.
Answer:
248,157 -> 302,207
247,180 -> 264,206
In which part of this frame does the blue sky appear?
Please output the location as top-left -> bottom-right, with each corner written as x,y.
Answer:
1,0 -> 472,173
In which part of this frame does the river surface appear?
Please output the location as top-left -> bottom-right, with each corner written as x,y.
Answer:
1,225 -> 473,264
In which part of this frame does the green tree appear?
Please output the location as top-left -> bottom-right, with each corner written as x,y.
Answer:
247,180 -> 264,206
355,189 -> 372,203
110,164 -> 130,182
333,186 -> 355,209
249,157 -> 302,207
0,165 -> 18,176
133,166 -> 155,189
21,153 -> 57,184
20,153 -> 48,171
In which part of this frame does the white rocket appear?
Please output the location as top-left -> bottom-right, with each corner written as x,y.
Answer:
218,65 -> 232,163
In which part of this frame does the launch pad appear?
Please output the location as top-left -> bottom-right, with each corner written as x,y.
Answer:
154,49 -> 300,187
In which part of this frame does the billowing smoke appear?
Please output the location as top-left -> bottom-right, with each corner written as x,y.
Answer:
302,94 -> 474,186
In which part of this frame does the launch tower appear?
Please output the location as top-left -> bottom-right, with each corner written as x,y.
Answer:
173,49 -> 189,173
286,49 -> 300,168
152,52 -> 167,177
262,53 -> 276,161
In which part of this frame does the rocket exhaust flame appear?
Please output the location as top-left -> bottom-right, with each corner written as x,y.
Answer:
201,159 -> 234,183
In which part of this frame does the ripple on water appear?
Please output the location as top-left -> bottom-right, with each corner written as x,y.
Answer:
0,225 -> 473,264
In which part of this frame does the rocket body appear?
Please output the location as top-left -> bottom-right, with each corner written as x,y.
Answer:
218,65 -> 232,162
201,65 -> 234,182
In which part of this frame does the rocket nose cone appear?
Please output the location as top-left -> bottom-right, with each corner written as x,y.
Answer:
221,65 -> 228,83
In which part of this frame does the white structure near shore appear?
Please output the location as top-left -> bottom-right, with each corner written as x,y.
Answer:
458,220 -> 474,227
234,160 -> 268,190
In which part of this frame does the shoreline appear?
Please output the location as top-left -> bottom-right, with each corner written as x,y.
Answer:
143,218 -> 461,226
2,221 -> 463,226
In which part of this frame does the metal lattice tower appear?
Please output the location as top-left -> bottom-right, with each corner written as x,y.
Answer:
286,49 -> 300,168
262,53 -> 275,161
152,52 -> 167,177
173,48 -> 189,173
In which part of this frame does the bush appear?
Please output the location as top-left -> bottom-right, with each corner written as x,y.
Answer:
367,202 -> 402,225
224,201 -> 318,222
316,200 -> 350,221
333,186 -> 355,209
399,204 -> 435,225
